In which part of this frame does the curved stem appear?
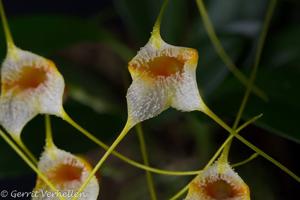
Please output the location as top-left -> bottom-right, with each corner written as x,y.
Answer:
14,137 -> 37,164
222,0 -> 277,162
150,0 -> 169,48
136,124 -> 157,200
0,0 -> 16,52
169,184 -> 189,200
203,106 -> 300,183
152,0 -> 169,38
235,134 -> 300,182
169,114 -> 262,199
232,153 -> 259,168
62,111 -> 200,176
72,120 -> 133,200
218,138 -> 231,164
210,114 -> 263,167
169,153 -> 260,200
195,0 -> 268,101
45,115 -> 55,149
236,114 -> 263,133
0,130 -> 65,200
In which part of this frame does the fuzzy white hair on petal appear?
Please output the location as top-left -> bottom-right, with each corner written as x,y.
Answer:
185,162 -> 250,200
0,47 -> 65,138
126,37 -> 205,125
33,146 -> 99,200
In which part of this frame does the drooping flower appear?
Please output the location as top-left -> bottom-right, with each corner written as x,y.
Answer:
126,31 -> 206,125
185,161 -> 250,200
0,2 -> 65,139
33,145 -> 99,200
75,1 -> 209,195
0,47 -> 65,138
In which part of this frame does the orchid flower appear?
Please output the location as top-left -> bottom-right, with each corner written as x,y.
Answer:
0,1 -> 177,178
32,116 -> 99,200
0,47 -> 65,138
185,160 -> 250,200
33,146 -> 99,200
71,0 -> 208,197
0,1 -> 64,146
126,6 -> 206,126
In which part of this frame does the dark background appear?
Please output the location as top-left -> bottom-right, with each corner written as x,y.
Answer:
0,0 -> 299,199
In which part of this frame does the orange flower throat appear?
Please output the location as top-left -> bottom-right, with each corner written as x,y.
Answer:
49,163 -> 83,184
204,179 -> 238,199
3,66 -> 47,92
130,55 -> 185,77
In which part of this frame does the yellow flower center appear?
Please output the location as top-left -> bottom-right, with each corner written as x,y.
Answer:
131,56 -> 185,77
4,66 -> 47,92
49,164 -> 83,184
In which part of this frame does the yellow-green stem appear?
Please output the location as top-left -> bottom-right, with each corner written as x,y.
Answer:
151,0 -> 169,38
62,111 -> 201,176
45,115 -> 56,149
222,0 -> 277,163
169,128 -> 234,200
170,184 -> 189,200
234,133 -> 300,182
169,114 -> 262,199
236,114 -> 263,133
195,0 -> 268,101
169,152 -> 260,200
0,0 -> 16,53
72,121 -> 133,200
204,106 -> 300,183
0,130 -> 65,200
232,153 -> 259,168
14,137 -> 37,164
136,124 -> 157,200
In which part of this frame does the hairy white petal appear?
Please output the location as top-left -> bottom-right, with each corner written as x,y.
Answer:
127,36 -> 204,124
171,68 -> 204,111
130,40 -> 181,68
185,162 -> 250,200
0,48 -> 65,137
33,146 -> 99,200
127,73 -> 169,124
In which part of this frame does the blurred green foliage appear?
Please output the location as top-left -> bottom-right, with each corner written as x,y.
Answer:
0,0 -> 299,199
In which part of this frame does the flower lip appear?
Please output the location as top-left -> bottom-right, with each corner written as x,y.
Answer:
0,48 -> 65,136
202,178 -> 243,199
126,41 -> 203,124
186,162 -> 250,200
128,34 -> 199,80
129,55 -> 185,78
48,163 -> 83,185
34,146 -> 100,200
3,65 -> 48,93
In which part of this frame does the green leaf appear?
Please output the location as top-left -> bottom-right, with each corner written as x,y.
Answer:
262,25 -> 300,68
0,15 -> 131,59
113,0 -> 188,45
210,25 -> 300,143
212,66 -> 300,143
160,0 -> 188,44
0,16 -> 94,56
113,0 -> 154,45
208,0 -> 267,29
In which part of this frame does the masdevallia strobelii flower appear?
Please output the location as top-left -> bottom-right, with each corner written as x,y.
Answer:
185,160 -> 250,200
126,26 -> 206,126
0,47 -> 65,138
0,3 -> 65,140
72,1 -> 210,196
33,145 -> 99,200
33,116 -> 99,200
